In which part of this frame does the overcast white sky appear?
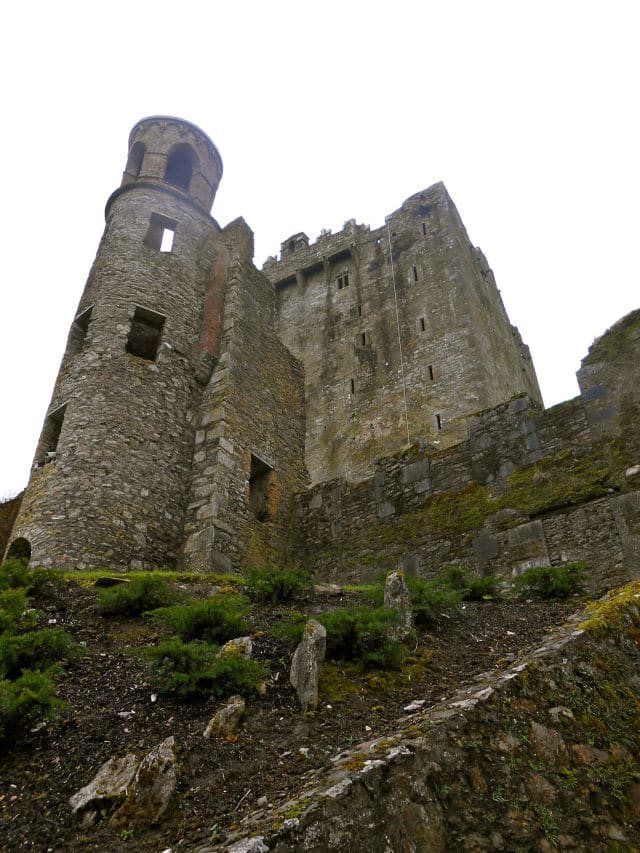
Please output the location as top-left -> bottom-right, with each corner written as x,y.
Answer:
0,1 -> 637,498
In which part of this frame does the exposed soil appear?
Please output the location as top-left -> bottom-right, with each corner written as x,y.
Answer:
0,579 -> 579,852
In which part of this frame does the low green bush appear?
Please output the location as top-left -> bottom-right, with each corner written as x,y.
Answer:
0,589 -> 30,635
406,577 -> 464,627
0,559 -> 51,597
320,606 -> 406,669
0,669 -> 63,743
0,558 -> 29,590
271,610 -> 308,648
98,574 -> 182,617
150,593 -> 250,644
515,563 -> 587,599
245,566 -> 313,603
0,628 -> 80,680
435,565 -> 498,601
145,637 -> 266,701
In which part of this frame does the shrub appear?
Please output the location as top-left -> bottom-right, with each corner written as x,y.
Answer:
0,558 -> 29,590
98,574 -> 182,617
319,606 -> 406,669
0,669 -> 63,743
245,566 -> 313,603
145,637 -> 266,701
406,577 -> 464,627
150,593 -> 250,644
464,573 -> 499,601
0,589 -> 30,635
515,563 -> 587,599
271,611 -> 308,648
0,628 -> 79,680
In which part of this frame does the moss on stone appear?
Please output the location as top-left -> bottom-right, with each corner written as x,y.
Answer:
583,309 -> 640,365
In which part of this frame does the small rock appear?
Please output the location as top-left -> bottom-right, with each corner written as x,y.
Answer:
220,636 -> 253,659
226,838 -> 269,853
383,570 -> 413,641
93,576 -> 130,588
257,795 -> 268,808
289,619 -> 326,712
204,695 -> 245,738
70,753 -> 139,815
571,743 -> 609,766
625,464 -> 640,479
404,699 -> 426,712
314,583 -> 342,595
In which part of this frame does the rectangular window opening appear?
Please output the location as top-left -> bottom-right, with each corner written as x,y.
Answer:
67,306 -> 93,356
413,265 -> 418,282
144,213 -> 177,253
422,222 -> 427,236
357,304 -> 362,317
436,413 -> 442,431
126,306 -> 166,361
249,454 -> 273,521
428,364 -> 434,381
337,272 -> 349,290
350,378 -> 355,395
359,331 -> 367,347
419,317 -> 426,332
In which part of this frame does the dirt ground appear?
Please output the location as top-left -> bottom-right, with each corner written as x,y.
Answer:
0,579 -> 578,852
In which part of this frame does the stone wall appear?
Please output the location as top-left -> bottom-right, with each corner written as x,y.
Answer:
265,183 -> 541,485
293,393 -> 640,592
577,309 -> 640,445
181,220 -> 308,573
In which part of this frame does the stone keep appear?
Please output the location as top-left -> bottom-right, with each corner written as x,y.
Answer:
9,117 -> 308,571
264,185 -> 541,484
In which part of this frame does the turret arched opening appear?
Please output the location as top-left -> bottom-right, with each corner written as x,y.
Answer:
164,143 -> 198,192
125,141 -> 146,177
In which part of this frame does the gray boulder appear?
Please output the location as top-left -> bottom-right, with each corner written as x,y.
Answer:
290,619 -> 326,712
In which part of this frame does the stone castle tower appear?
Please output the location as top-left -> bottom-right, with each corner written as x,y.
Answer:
264,186 -> 541,484
8,117 -> 307,571
6,116 -> 544,571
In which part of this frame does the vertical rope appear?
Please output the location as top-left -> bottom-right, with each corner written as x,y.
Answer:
386,219 -> 411,447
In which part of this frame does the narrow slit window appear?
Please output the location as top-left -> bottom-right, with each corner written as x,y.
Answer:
67,306 -> 93,356
357,305 -> 362,317
350,378 -> 355,395
337,272 -> 349,290
422,222 -> 427,236
36,403 -> 67,466
144,213 -> 177,253
413,265 -> 418,282
436,413 -> 442,431
419,317 -> 426,332
359,331 -> 367,347
249,454 -> 273,521
126,307 -> 166,361
428,364 -> 434,381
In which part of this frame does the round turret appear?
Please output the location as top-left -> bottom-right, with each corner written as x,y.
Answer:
119,116 -> 223,213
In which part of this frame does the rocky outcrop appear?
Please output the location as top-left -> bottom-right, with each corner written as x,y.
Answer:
223,583 -> 640,851
70,736 -> 178,829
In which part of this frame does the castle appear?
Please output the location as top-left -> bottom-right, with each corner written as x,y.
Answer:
5,117 -> 640,588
